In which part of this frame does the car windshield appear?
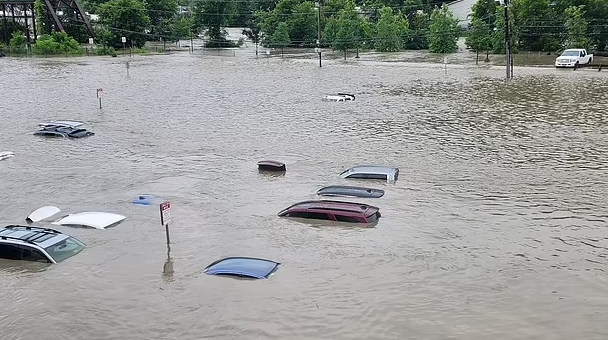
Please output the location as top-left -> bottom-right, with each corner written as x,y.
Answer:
561,51 -> 579,56
44,236 -> 85,262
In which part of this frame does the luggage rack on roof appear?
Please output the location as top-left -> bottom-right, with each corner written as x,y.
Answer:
0,235 -> 37,244
4,225 -> 62,234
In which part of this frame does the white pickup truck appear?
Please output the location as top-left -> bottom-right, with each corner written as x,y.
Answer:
555,48 -> 593,68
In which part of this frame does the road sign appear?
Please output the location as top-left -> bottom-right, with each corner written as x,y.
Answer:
96,88 -> 103,98
160,201 -> 171,226
89,38 -> 94,45
121,36 -> 126,43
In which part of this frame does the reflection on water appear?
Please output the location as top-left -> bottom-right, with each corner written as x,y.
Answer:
1,53 -> 608,340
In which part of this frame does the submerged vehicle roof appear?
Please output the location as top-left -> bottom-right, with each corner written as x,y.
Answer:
278,200 -> 379,216
0,225 -> 70,249
51,212 -> 127,229
339,165 -> 399,182
204,257 -> 281,279
317,185 -> 385,198
39,120 -> 86,128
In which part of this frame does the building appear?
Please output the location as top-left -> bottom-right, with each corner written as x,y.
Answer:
446,0 -> 477,28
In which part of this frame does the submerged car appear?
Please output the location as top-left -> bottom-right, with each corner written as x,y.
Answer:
278,200 -> 381,224
0,225 -> 86,263
34,120 -> 95,138
322,93 -> 356,102
317,185 -> 385,198
204,257 -> 281,279
339,165 -> 399,183
27,206 -> 127,230
257,160 -> 286,172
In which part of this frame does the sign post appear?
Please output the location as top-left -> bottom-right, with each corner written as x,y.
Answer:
160,201 -> 171,245
121,36 -> 126,54
96,88 -> 103,109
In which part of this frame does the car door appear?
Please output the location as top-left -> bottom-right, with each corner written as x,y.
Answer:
18,245 -> 52,263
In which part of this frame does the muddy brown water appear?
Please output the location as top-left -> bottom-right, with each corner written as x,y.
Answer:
1,52 -> 608,340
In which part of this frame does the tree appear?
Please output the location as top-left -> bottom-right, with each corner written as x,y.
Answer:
511,0 -> 560,52
147,0 -> 178,37
466,16 -> 492,63
271,22 -> 290,57
471,0 -> 499,29
259,0 -> 316,47
34,0 -> 47,35
97,0 -> 150,48
242,18 -> 262,56
374,7 -> 401,52
564,5 -> 589,49
427,4 -> 459,53
193,0 -> 235,47
331,0 -> 369,59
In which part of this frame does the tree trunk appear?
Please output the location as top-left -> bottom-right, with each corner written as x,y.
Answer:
344,49 -> 346,60
485,50 -> 490,62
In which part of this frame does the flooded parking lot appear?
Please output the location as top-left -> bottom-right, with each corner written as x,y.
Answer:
1,51 -> 608,340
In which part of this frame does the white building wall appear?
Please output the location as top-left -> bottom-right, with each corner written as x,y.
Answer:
446,0 -> 478,28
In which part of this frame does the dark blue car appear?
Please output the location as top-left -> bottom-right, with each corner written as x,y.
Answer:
34,120 -> 95,138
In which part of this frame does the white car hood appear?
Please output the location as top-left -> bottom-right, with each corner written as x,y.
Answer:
52,212 -> 127,229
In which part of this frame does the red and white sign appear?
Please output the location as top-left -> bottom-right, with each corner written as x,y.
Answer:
160,201 -> 171,226
96,88 -> 103,98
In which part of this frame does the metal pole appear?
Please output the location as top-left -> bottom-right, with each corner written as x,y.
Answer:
504,0 -> 511,80
317,1 -> 322,68
31,3 -> 38,42
2,4 -> 9,45
165,224 -> 171,245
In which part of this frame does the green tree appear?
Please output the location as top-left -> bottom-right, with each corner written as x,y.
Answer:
374,7 -> 401,52
9,32 -> 27,53
331,0 -> 369,59
427,4 -> 459,53
193,0 -> 235,47
33,31 -> 83,55
511,0 -> 560,52
147,0 -> 178,37
34,0 -> 47,35
471,0 -> 499,29
97,0 -> 151,48
466,16 -> 492,63
271,22 -> 290,56
259,0 -> 316,47
406,9 -> 429,49
564,5 -> 589,49
286,1 -> 317,46
242,17 -> 262,55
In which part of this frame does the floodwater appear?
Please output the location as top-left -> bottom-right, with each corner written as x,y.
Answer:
1,51 -> 608,340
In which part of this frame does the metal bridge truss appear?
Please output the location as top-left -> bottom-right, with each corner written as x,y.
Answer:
1,0 -> 93,45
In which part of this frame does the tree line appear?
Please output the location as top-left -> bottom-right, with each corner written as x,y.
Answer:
3,0 -> 607,56
466,0 -> 608,55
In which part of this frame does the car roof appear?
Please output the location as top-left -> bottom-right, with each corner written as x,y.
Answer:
279,200 -> 379,216
341,165 -> 398,173
204,257 -> 281,279
0,225 -> 69,248
51,212 -> 126,229
39,120 -> 85,128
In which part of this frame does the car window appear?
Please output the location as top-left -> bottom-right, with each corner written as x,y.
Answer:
19,246 -> 51,263
287,212 -> 332,220
335,215 -> 361,223
45,236 -> 86,262
0,244 -> 21,260
366,212 -> 380,223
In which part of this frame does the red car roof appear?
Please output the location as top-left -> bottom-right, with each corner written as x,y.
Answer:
278,200 -> 379,217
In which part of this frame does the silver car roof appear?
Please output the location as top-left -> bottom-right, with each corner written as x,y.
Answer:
39,120 -> 85,128
340,165 -> 398,175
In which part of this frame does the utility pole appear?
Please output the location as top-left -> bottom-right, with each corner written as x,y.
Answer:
504,0 -> 512,80
316,1 -> 322,67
